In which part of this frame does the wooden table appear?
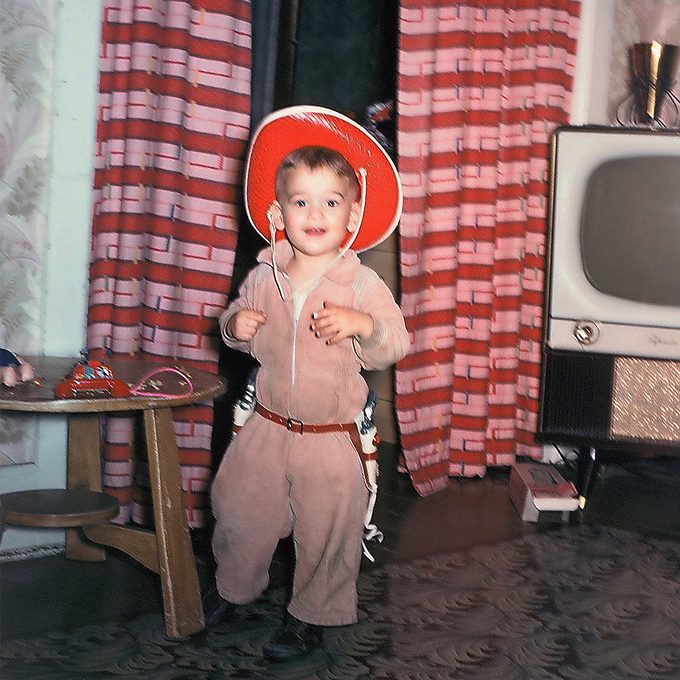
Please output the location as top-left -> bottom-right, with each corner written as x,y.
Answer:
0,355 -> 226,638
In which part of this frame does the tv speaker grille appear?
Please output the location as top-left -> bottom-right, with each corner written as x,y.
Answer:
539,350 -> 612,440
611,357 -> 680,441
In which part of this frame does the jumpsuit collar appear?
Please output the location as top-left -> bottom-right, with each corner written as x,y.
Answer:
257,240 -> 362,298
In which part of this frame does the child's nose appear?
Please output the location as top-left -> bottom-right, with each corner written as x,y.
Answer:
309,203 -> 324,219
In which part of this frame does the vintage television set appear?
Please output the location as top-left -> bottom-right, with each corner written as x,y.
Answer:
538,126 -> 680,498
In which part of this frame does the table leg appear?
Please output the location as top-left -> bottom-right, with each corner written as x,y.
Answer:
144,407 -> 204,637
66,413 -> 106,561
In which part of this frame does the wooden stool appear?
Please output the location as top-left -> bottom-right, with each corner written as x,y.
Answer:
0,355 -> 226,637
1,488 -> 119,529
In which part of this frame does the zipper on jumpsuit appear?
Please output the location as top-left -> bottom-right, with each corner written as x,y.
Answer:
290,314 -> 298,394
285,276 -> 318,405
290,287 -> 318,397
275,270 -> 297,400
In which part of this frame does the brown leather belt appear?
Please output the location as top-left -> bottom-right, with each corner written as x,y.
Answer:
255,402 -> 356,435
254,402 -> 377,488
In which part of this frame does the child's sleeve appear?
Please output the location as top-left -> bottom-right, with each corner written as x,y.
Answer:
218,265 -> 264,354
352,268 -> 410,370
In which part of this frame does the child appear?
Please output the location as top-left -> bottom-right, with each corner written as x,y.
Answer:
206,106 -> 410,662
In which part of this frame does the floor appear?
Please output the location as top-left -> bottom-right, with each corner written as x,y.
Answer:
3,443 -> 680,645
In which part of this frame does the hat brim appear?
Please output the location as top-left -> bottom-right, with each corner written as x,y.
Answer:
244,106 -> 402,253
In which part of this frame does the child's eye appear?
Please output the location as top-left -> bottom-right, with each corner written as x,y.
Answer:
326,199 -> 339,207
293,199 -> 307,208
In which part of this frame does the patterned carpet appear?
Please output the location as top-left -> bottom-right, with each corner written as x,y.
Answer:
3,523 -> 680,680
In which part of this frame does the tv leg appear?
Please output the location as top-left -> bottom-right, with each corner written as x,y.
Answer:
576,446 -> 597,509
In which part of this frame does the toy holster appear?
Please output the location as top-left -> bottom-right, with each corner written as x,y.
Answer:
351,391 -> 383,562
348,428 -> 378,490
232,368 -> 257,436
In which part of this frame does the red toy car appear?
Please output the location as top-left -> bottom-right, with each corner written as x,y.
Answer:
55,360 -> 131,399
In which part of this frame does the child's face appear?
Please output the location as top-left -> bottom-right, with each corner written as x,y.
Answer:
273,165 -> 359,259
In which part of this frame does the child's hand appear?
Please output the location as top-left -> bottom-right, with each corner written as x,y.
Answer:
310,302 -> 374,345
226,309 -> 267,341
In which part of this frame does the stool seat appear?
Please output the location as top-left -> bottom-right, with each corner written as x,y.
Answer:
1,488 -> 119,528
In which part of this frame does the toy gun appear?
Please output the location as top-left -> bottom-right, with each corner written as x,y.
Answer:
232,367 -> 258,435
353,390 -> 383,561
355,390 -> 379,485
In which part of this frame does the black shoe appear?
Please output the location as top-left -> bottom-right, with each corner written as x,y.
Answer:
202,582 -> 236,628
263,615 -> 323,662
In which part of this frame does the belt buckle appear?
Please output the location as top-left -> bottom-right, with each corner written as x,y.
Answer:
286,417 -> 304,434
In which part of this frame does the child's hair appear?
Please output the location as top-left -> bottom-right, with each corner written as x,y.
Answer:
275,146 -> 360,201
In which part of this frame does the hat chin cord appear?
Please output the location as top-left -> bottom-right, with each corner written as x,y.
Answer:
266,167 -> 367,299
267,208 -> 286,299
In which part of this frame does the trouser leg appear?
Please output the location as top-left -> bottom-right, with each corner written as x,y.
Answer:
286,431 -> 367,626
210,419 -> 292,604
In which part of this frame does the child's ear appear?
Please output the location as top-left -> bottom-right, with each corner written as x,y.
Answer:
268,202 -> 285,232
347,202 -> 361,233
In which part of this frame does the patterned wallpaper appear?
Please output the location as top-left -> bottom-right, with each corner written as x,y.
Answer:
0,0 -> 55,465
609,0 -> 680,123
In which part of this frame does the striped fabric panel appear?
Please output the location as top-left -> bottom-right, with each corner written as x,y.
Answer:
396,1 -> 580,495
87,0 -> 251,526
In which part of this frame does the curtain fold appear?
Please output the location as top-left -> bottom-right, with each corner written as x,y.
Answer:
396,0 -> 581,495
86,0 -> 251,526
249,0 -> 282,129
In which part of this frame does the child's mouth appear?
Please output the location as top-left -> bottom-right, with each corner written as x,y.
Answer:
305,227 -> 326,236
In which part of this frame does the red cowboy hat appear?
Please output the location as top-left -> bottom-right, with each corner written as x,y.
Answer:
244,106 -> 402,252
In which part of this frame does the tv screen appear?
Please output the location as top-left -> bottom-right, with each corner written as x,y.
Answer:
581,156 -> 680,307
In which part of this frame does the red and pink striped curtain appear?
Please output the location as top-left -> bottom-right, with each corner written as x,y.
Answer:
87,0 -> 251,526
396,0 -> 581,495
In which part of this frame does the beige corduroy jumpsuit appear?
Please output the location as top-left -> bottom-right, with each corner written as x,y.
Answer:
211,240 -> 409,626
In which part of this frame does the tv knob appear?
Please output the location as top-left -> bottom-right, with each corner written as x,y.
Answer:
573,321 -> 599,346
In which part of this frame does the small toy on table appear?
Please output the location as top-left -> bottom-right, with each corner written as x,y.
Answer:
54,359 -> 131,399
0,349 -> 35,387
